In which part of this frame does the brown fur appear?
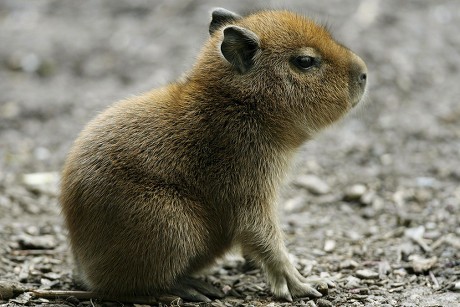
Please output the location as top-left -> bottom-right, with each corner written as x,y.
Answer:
60,8 -> 367,300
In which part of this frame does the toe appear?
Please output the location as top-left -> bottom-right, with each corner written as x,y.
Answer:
290,282 -> 323,299
170,286 -> 211,302
183,277 -> 225,298
273,281 -> 292,302
302,284 -> 323,298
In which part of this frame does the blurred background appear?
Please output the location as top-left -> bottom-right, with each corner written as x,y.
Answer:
1,0 -> 459,175
0,0 -> 459,305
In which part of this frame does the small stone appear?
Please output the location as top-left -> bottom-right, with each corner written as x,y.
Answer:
43,272 -> 61,280
393,268 -> 407,276
21,53 -> 42,73
40,278 -> 60,289
221,284 -> 232,295
324,239 -> 336,252
284,195 -> 306,212
346,230 -> 362,241
378,261 -> 391,277
10,292 -> 32,304
415,177 -> 438,188
317,298 -> 333,307
295,175 -> 330,195
304,300 -> 317,307
22,172 -> 60,196
408,255 -> 437,273
414,189 -> 432,203
360,191 -> 375,205
344,184 -> 367,201
344,276 -> 361,289
404,226 -> 425,241
451,281 -> 460,292
356,269 -> 379,279
340,259 -> 359,269
17,234 -> 57,250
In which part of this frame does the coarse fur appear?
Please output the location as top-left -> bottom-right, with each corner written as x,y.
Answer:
60,8 -> 367,302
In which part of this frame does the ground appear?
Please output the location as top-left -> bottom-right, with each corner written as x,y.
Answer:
0,0 -> 459,306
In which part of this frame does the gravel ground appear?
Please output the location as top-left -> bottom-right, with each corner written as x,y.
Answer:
1,0 -> 460,306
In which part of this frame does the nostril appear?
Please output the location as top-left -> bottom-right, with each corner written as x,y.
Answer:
359,73 -> 367,84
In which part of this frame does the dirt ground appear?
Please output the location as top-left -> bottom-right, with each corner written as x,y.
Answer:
1,0 -> 459,306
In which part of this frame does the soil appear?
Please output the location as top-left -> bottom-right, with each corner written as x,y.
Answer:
1,0 -> 459,306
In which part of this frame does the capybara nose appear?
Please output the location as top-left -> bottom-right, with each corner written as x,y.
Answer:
349,52 -> 368,106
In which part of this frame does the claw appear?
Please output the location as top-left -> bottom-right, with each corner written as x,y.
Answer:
285,293 -> 293,302
288,279 -> 324,299
169,276 -> 226,302
170,284 -> 211,302
273,281 -> 292,302
307,287 -> 328,297
326,279 -> 336,288
182,277 -> 225,298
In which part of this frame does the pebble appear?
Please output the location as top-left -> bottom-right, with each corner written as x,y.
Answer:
378,261 -> 391,277
415,176 -> 438,188
356,269 -> 379,279
344,184 -> 367,201
360,191 -> 375,205
39,278 -> 60,289
344,276 -> 361,289
324,239 -> 336,252
43,272 -> 61,280
17,234 -> 57,250
22,172 -> 60,196
6,52 -> 54,76
404,226 -> 425,241
284,195 -> 306,212
451,281 -> 460,292
408,255 -> 437,273
10,292 -> 32,304
295,175 -> 330,195
340,259 -> 359,269
221,284 -> 232,295
317,298 -> 333,307
303,300 -> 317,307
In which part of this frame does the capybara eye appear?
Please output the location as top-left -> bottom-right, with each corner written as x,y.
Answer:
293,56 -> 316,70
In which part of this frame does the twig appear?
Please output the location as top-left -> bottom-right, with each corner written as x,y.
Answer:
31,289 -> 182,305
388,286 -> 404,293
429,271 -> 440,289
411,237 -> 432,253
